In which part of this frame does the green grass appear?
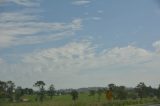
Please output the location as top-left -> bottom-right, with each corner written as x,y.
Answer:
1,93 -> 160,106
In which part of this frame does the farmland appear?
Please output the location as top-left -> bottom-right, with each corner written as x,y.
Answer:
1,80 -> 160,106
1,91 -> 160,106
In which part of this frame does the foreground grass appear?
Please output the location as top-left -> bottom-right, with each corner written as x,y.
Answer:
1,100 -> 160,106
1,93 -> 160,106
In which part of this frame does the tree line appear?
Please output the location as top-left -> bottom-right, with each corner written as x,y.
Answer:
0,80 -> 54,102
0,80 -> 160,103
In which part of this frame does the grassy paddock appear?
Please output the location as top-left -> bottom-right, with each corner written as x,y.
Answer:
1,93 -> 160,106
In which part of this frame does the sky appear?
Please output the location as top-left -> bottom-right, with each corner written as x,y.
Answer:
0,0 -> 160,89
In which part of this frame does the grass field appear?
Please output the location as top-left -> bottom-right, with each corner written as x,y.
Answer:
1,92 -> 160,106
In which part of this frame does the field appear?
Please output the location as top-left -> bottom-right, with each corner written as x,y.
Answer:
1,92 -> 160,106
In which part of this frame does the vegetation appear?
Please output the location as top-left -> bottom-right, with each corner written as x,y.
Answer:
48,84 -> 55,100
33,81 -> 46,102
97,89 -> 103,102
71,90 -> 79,103
15,86 -> 23,102
89,90 -> 96,96
0,80 -> 160,106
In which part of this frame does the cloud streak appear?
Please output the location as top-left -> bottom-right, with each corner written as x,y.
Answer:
0,0 -> 40,7
0,0 -> 82,48
72,0 -> 91,6
0,10 -> 82,48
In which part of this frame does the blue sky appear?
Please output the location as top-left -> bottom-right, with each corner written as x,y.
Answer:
0,0 -> 160,89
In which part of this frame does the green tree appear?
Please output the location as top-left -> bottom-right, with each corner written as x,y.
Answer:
116,86 -> 127,100
89,90 -> 96,96
48,84 -> 55,99
108,83 -> 116,91
108,83 -> 116,99
71,90 -> 78,103
23,88 -> 33,95
34,81 -> 45,102
157,85 -> 160,99
15,86 -> 23,102
135,82 -> 147,99
127,91 -> 138,99
146,86 -> 155,97
6,81 -> 15,101
0,80 -> 6,98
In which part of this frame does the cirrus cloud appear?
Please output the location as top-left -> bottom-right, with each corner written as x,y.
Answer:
0,0 -> 40,7
0,10 -> 82,48
72,0 -> 91,6
0,0 -> 82,48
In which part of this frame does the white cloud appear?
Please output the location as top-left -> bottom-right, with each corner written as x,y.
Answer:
0,12 -> 37,22
103,46 -> 152,65
23,41 -> 145,74
0,41 -> 159,88
0,10 -> 82,48
97,10 -> 103,14
91,17 -> 101,20
0,0 -> 83,48
153,40 -> 160,52
23,41 -> 95,71
0,0 -> 40,7
72,0 -> 91,6
84,17 -> 102,21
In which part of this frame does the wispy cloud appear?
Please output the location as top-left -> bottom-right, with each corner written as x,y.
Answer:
0,0 -> 83,48
0,10 -> 82,48
97,10 -> 103,14
85,16 -> 101,21
0,12 -> 37,22
91,17 -> 101,20
72,0 -> 91,6
0,0 -> 40,7
0,0 -> 98,48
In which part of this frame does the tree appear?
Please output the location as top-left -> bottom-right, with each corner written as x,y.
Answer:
48,84 -> 55,99
135,82 -> 147,99
97,89 -> 103,102
157,85 -> 160,99
23,88 -> 33,95
0,80 -> 6,98
33,81 -> 45,102
116,86 -> 127,100
108,83 -> 116,91
146,86 -> 155,97
127,90 -> 138,99
89,90 -> 96,96
6,81 -> 15,101
107,83 -> 116,99
15,86 -> 23,102
107,84 -> 128,100
71,90 -> 78,103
